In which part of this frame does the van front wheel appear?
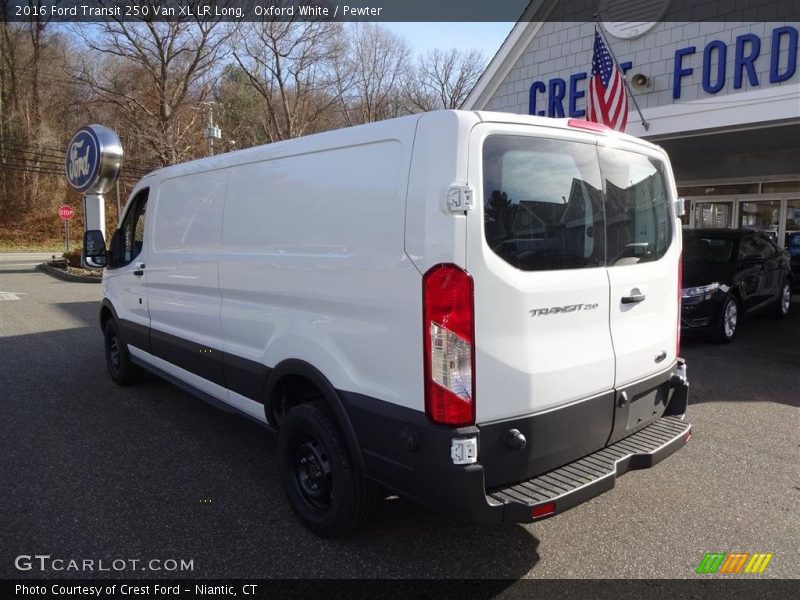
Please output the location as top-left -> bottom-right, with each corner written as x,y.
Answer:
104,319 -> 143,385
278,401 -> 376,537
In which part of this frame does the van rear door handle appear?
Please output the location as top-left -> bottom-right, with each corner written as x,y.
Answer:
621,293 -> 646,304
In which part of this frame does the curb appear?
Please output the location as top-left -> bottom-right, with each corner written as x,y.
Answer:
37,262 -> 102,284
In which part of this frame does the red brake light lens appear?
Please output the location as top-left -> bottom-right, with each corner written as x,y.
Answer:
423,264 -> 475,426
567,119 -> 609,133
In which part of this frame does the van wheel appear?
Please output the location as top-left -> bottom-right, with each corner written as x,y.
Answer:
278,401 -> 377,537
773,279 -> 791,318
713,294 -> 739,344
104,319 -> 143,385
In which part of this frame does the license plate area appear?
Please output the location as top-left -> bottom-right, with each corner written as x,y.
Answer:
627,388 -> 666,429
608,369 -> 673,445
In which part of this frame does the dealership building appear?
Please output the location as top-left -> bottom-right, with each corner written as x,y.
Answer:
465,1 -> 800,248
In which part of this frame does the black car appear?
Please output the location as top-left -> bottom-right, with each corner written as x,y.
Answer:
681,229 -> 793,343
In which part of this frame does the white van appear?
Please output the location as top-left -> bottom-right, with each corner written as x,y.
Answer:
85,110 -> 690,537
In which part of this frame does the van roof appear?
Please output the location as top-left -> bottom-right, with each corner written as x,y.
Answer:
134,110 -> 664,187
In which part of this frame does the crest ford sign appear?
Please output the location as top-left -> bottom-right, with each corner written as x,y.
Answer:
65,125 -> 123,194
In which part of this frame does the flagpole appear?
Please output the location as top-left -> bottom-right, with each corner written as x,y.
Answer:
594,23 -> 650,131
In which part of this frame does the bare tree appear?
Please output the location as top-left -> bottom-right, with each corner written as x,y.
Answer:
335,23 -> 412,125
74,5 -> 233,166
232,19 -> 344,142
406,48 -> 486,112
0,2 -> 68,215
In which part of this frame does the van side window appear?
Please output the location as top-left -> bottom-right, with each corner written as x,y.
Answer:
599,148 -> 672,265
482,135 -> 605,271
119,190 -> 148,267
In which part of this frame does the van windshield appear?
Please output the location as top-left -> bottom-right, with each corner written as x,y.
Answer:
482,135 -> 673,271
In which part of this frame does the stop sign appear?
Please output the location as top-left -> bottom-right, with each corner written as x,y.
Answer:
58,205 -> 74,220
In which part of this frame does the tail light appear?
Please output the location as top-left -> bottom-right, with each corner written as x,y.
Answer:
423,264 -> 475,426
677,255 -> 682,358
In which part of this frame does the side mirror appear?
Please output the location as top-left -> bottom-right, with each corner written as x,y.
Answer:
83,230 -> 107,269
674,197 -> 686,217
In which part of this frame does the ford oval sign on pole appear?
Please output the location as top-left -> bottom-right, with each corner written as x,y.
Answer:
65,124 -> 124,269
65,125 -> 123,195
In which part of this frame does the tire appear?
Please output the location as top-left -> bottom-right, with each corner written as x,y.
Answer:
104,319 -> 143,385
713,294 -> 739,344
278,401 -> 377,537
773,279 -> 792,318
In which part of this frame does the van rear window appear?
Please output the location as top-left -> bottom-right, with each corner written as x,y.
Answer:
482,135 -> 672,271
482,136 -> 605,271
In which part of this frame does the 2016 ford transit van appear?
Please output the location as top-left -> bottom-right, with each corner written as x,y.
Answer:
86,110 -> 690,537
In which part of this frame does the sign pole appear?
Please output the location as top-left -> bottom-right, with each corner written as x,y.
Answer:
65,219 -> 69,254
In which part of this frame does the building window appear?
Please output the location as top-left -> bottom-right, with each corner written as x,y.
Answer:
678,183 -> 759,196
762,180 -> 800,194
739,200 -> 781,242
693,202 -> 733,228
784,199 -> 800,251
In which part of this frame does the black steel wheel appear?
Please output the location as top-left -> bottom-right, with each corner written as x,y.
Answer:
278,401 -> 376,537
104,319 -> 143,385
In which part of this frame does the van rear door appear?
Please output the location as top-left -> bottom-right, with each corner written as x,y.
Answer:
598,141 -> 680,387
466,123 -> 615,430
598,141 -> 681,442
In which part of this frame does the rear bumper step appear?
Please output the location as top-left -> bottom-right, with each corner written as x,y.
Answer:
488,416 -> 691,523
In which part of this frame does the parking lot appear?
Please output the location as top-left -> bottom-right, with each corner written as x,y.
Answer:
1,256 -> 798,579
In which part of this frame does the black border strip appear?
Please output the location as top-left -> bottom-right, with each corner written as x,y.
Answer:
4,0 -> 799,23
3,579 -> 799,600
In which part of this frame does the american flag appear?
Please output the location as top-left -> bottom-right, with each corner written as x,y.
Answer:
587,29 -> 628,132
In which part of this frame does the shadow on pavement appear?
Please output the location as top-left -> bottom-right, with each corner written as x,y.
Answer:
1,306 -> 540,581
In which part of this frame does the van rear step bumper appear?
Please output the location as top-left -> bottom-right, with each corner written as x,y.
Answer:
487,416 -> 691,523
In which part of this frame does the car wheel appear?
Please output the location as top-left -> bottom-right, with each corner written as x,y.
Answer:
104,319 -> 143,385
773,279 -> 791,318
713,294 -> 739,344
278,401 -> 377,537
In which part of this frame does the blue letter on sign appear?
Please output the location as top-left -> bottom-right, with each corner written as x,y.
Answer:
569,73 -> 587,117
548,78 -> 566,117
673,46 -> 696,99
770,25 -> 798,83
529,81 -> 546,116
702,40 -> 727,94
734,34 -> 761,89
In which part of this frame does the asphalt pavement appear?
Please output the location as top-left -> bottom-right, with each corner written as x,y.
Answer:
1,255 -> 798,579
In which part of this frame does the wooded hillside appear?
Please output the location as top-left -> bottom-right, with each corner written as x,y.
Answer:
0,8 -> 485,247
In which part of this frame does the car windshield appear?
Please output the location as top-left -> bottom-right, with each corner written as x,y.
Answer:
683,235 -> 735,263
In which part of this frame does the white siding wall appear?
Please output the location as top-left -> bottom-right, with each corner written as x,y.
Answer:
485,13 -> 799,116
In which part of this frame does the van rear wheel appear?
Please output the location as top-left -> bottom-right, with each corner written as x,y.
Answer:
104,319 -> 143,385
278,401 -> 376,537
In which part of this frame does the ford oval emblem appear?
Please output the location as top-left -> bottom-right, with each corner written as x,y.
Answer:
66,127 -> 101,192
64,125 -> 123,195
